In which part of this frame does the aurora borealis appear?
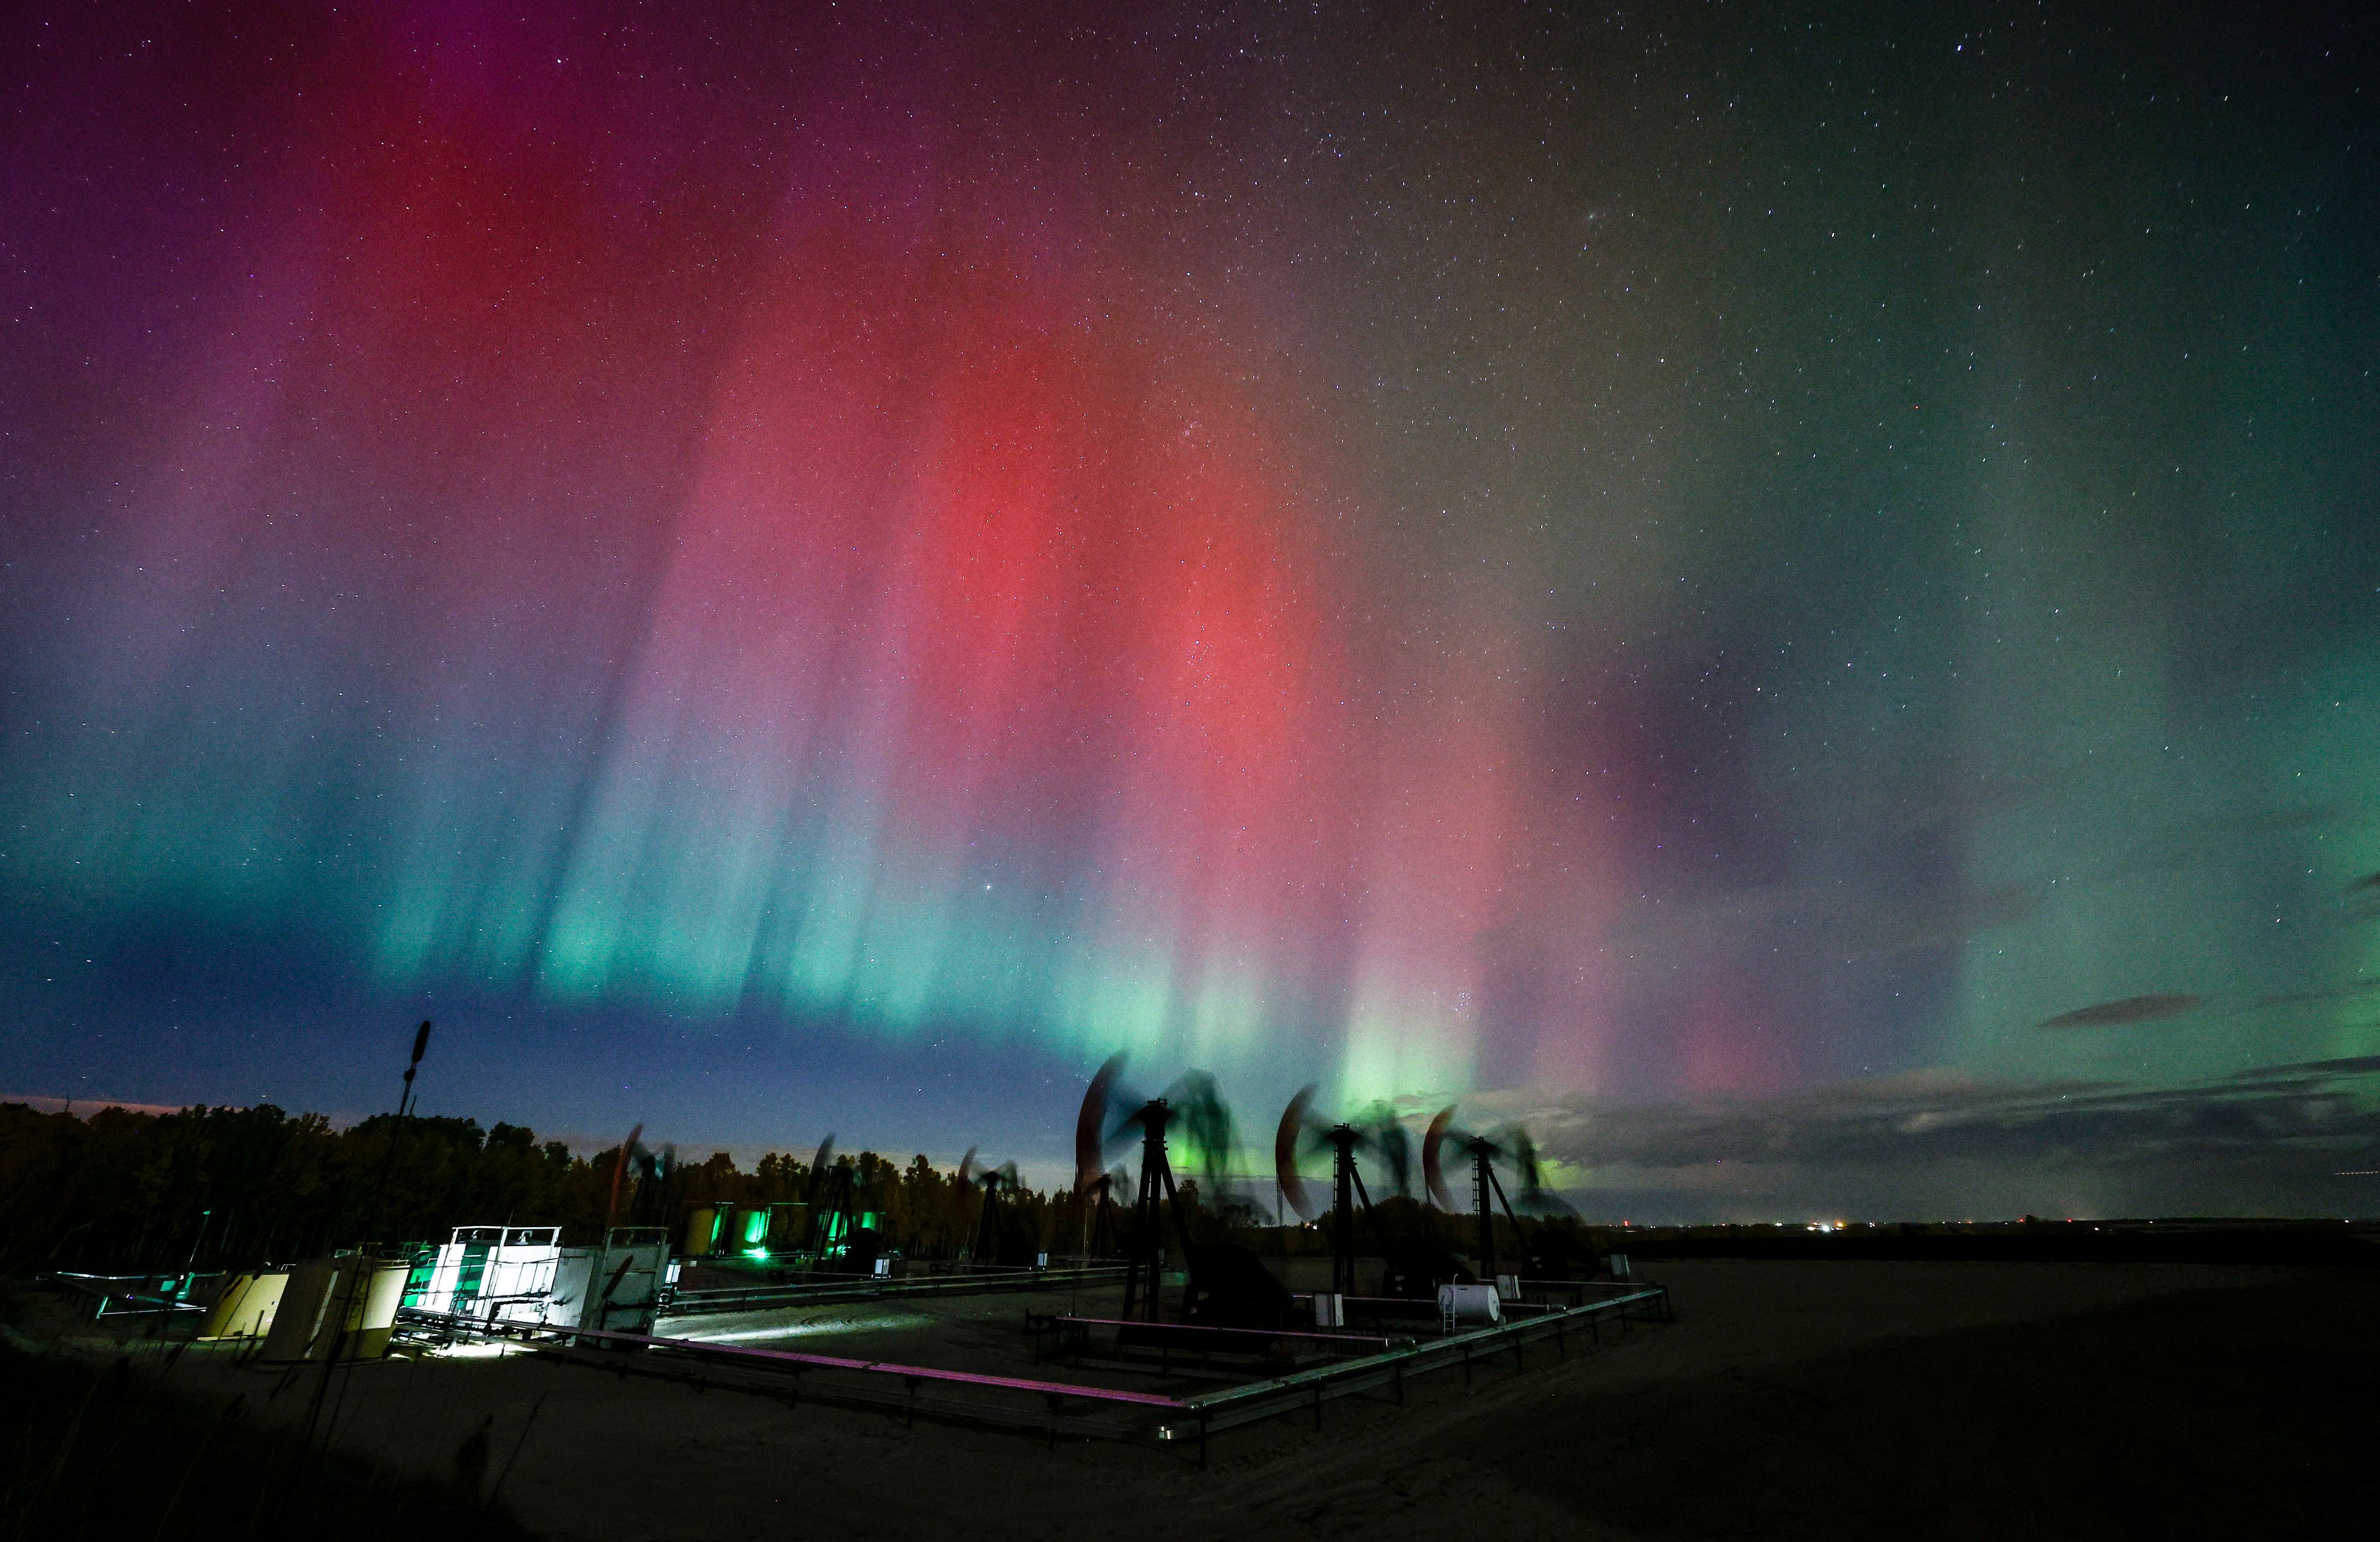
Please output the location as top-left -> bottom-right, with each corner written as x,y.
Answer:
4,2 -> 2376,1217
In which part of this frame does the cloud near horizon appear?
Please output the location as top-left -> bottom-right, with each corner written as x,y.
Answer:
1490,1057 -> 2380,1224
2038,994 -> 2206,1028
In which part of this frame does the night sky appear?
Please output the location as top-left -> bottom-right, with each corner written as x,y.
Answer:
5,1 -> 2376,1219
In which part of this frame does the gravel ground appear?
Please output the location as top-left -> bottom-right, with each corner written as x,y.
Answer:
9,1258 -> 2372,1540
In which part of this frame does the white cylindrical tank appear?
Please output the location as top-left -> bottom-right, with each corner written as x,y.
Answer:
1438,1282 -> 1502,1326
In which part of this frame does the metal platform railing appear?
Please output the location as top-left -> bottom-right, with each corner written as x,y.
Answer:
660,1264 -> 1130,1316
1157,1284 -> 1672,1459
395,1308 -> 1180,1440
397,1279 -> 1671,1461
1030,1315 -> 1407,1365
37,1271 -> 218,1320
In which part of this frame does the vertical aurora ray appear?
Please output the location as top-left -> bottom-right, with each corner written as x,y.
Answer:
492,226 -> 1389,1081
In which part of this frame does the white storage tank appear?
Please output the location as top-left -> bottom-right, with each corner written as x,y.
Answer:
1437,1281 -> 1502,1328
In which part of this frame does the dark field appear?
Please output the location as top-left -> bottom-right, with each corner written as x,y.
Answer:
7,1259 -> 2374,1540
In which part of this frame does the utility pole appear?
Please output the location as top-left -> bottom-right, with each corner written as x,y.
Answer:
289,1021 -> 431,1496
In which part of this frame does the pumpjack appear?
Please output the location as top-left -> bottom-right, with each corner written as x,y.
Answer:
801,1134 -> 875,1275
1074,1052 -> 1286,1326
1422,1109 -> 1587,1280
958,1148 -> 1022,1267
1278,1090 -> 1470,1299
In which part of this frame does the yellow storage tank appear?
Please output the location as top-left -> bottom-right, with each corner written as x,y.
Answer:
353,1261 -> 408,1358
196,1271 -> 288,1340
257,1259 -> 410,1360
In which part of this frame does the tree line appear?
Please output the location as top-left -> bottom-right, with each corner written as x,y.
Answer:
0,1099 -> 1593,1279
0,1101 -> 1104,1275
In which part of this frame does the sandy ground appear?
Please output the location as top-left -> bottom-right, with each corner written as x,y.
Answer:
17,1259 -> 2376,1540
